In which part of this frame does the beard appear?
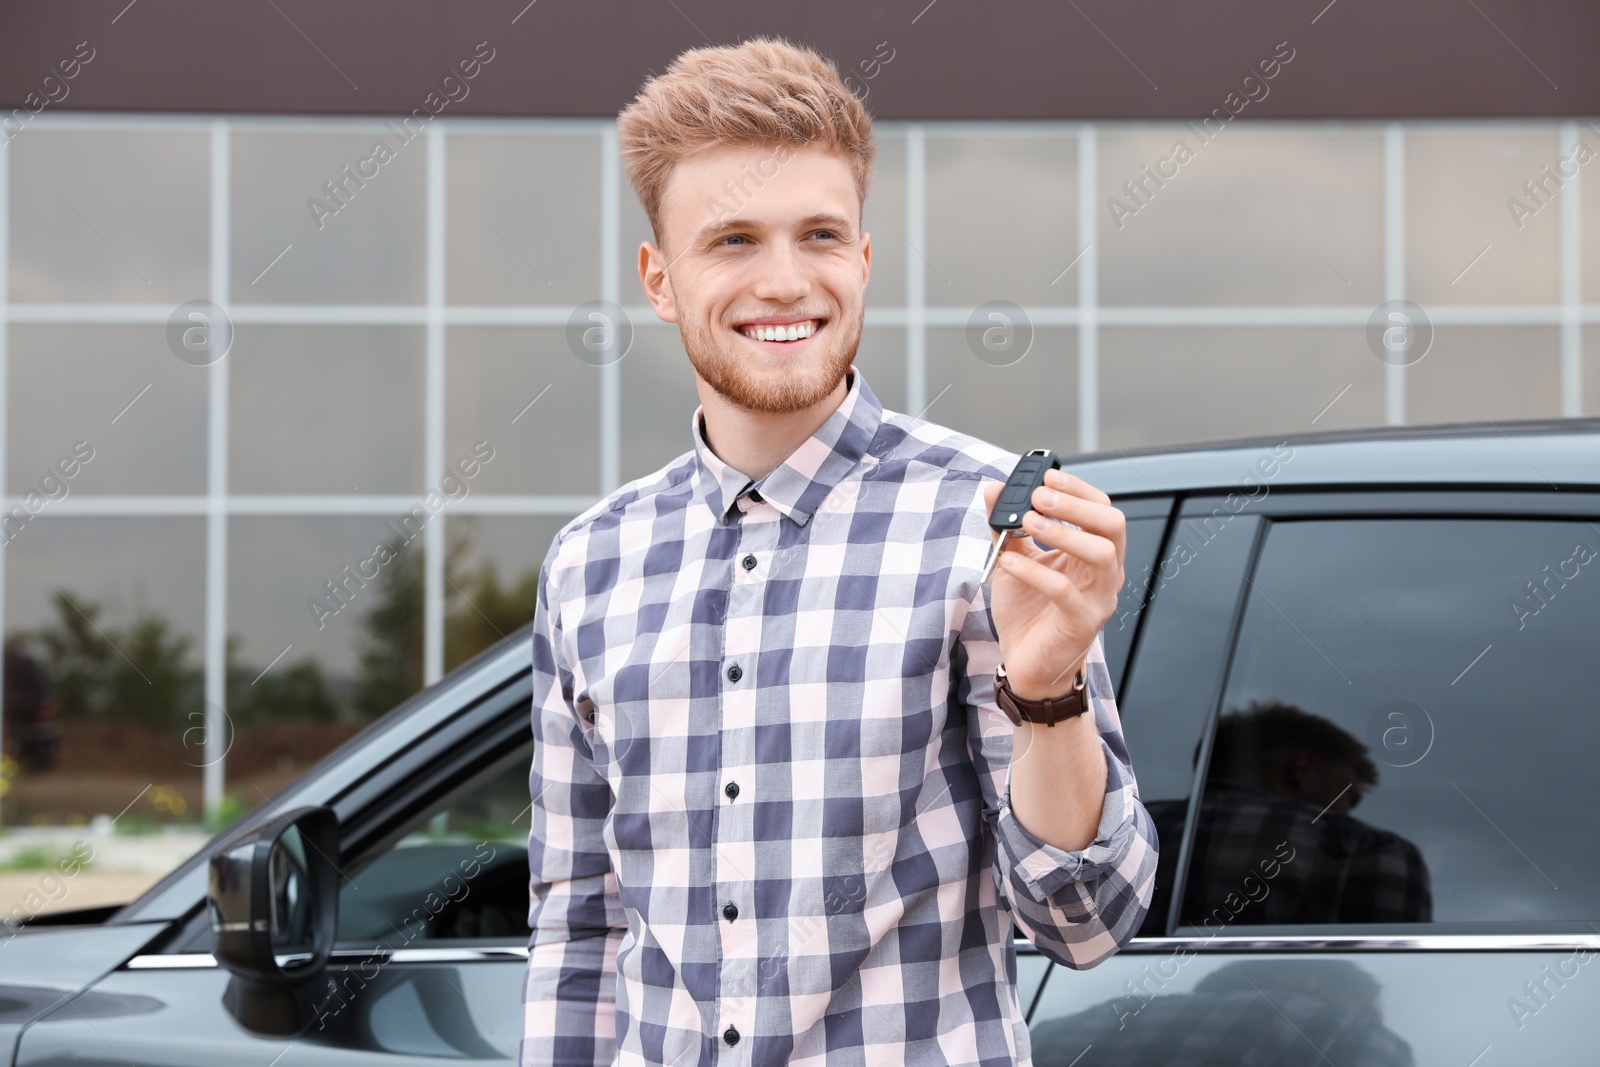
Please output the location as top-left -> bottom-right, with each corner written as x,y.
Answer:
679,303 -> 863,415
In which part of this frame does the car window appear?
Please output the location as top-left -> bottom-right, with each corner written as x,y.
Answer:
1101,513 -> 1169,692
337,744 -> 532,943
1115,507 -> 1263,937
1178,515 -> 1600,931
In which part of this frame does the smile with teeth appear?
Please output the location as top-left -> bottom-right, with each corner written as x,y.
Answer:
739,319 -> 821,343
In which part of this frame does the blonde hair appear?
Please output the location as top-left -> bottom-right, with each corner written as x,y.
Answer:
617,36 -> 876,250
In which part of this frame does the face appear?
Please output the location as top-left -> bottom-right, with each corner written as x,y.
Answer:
638,144 -> 871,415
1273,750 -> 1364,814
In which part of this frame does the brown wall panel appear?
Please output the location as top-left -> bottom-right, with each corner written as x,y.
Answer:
0,0 -> 1595,120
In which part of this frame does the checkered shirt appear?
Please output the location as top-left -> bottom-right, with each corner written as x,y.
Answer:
521,367 -> 1158,1067
1179,784 -> 1433,927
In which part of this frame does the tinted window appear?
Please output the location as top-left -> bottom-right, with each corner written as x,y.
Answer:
337,746 -> 532,943
1102,513 -> 1169,690
1179,516 -> 1600,930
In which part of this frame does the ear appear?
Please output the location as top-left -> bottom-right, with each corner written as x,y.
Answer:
639,240 -> 680,324
860,226 -> 872,292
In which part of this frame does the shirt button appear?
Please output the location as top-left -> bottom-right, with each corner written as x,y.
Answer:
723,903 -> 739,922
724,1027 -> 740,1046
724,781 -> 740,800
726,664 -> 742,683
741,554 -> 757,571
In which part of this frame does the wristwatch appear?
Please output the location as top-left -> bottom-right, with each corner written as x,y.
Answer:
994,662 -> 1089,727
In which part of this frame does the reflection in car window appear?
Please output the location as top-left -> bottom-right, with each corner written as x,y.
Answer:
1029,959 -> 1415,1066
337,745 -> 532,943
1180,702 -> 1432,926
1100,514 -> 1168,690
1180,516 -> 1600,929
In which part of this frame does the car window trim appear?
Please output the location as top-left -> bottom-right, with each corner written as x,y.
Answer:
124,929 -> 1600,973
1161,504 -> 1268,936
1164,492 -> 1600,940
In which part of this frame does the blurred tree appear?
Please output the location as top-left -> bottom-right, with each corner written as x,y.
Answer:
352,536 -> 427,720
352,518 -> 542,717
23,589 -> 200,734
445,558 -> 540,670
224,635 -> 338,727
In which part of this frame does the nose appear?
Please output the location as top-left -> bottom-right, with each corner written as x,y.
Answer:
750,240 -> 809,304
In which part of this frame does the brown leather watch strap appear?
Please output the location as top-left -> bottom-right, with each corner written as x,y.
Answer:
994,663 -> 1089,727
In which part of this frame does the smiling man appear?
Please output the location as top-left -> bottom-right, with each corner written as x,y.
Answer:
522,36 -> 1157,1067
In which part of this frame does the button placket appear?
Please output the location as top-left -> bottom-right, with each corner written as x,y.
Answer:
714,511 -> 772,1049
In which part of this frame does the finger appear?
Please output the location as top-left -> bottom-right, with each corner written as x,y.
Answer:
1019,513 -> 1120,573
998,548 -> 1093,609
1028,485 -> 1126,548
1044,468 -> 1111,506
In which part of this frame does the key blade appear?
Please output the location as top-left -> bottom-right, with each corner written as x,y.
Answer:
980,530 -> 1007,585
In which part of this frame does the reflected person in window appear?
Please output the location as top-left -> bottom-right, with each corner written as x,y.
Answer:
1180,701 -> 1432,927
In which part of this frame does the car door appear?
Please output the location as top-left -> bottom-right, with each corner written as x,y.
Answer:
1026,488 -> 1600,1065
13,681 -> 536,1066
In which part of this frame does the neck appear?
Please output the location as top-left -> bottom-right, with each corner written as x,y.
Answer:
698,371 -> 851,482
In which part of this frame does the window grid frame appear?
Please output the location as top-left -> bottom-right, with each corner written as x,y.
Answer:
0,114 -> 1591,818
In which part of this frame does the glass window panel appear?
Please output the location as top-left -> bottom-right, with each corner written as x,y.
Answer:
338,743 -> 533,944
444,514 -> 575,672
1584,136 -> 1600,305
229,326 -> 424,494
926,134 -> 1076,309
1100,327 -> 1385,451
1099,126 -> 1383,307
617,166 -> 657,303
1407,129 -> 1560,306
1587,327 -> 1600,417
3,517 -> 204,830
863,130 -> 906,310
227,516 -> 425,805
856,327 -> 907,415
617,326 -> 700,486
924,327 -> 1076,453
447,132 -> 599,306
618,326 -> 905,486
1405,325 -> 1559,425
1183,517 -> 1600,928
9,130 -> 209,305
445,327 -> 600,495
7,325 -> 206,495
231,128 -> 425,305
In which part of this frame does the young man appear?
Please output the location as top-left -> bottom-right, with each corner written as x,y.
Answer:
522,36 -> 1156,1067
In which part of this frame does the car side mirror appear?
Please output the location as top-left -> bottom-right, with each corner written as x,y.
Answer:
208,805 -> 339,1036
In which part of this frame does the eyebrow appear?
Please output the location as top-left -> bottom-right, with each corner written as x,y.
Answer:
695,211 -> 856,243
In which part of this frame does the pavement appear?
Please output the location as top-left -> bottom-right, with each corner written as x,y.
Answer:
0,822 -> 212,920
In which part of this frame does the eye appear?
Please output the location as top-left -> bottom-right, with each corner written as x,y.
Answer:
719,234 -> 749,246
810,230 -> 838,241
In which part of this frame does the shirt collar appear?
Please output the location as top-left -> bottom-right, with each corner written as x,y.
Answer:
691,366 -> 883,527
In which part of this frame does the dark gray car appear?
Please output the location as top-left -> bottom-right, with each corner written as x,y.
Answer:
4,418 -> 1598,1066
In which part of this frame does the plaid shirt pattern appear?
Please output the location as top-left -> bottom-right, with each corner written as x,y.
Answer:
521,367 -> 1157,1067
1179,784 -> 1433,927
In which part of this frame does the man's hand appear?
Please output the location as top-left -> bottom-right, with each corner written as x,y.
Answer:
980,468 -> 1126,701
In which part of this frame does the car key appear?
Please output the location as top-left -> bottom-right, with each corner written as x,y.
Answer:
981,448 -> 1062,585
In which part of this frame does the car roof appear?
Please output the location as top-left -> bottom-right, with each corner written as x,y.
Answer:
1061,418 -> 1600,497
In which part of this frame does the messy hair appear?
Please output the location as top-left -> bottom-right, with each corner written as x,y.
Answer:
1208,700 -> 1380,788
616,35 -> 877,250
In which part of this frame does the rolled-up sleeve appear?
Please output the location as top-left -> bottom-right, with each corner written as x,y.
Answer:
520,552 -> 626,1067
958,589 -> 1159,970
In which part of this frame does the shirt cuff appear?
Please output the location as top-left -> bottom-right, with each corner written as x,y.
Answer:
994,737 -> 1138,904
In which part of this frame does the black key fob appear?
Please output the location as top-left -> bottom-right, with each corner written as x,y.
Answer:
989,449 -> 1061,531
